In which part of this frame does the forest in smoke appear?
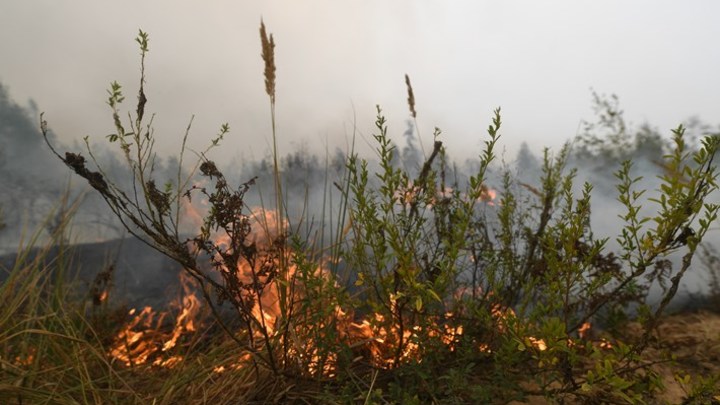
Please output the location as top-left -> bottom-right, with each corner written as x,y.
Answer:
2,78 -> 718,298
2,3 -> 720,399
2,61 -> 720,403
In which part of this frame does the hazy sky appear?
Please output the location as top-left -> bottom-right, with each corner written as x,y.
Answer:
1,1 -> 719,163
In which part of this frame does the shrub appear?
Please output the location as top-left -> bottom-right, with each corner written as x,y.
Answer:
39,23 -> 720,403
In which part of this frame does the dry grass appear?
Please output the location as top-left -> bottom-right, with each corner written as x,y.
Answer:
260,19 -> 276,104
7,19 -> 720,405
405,74 -> 416,119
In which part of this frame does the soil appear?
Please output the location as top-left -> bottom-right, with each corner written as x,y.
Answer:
513,309 -> 720,404
641,309 -> 720,404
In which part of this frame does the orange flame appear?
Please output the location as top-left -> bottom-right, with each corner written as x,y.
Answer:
579,322 -> 591,339
109,204 -> 616,374
109,271 -> 202,367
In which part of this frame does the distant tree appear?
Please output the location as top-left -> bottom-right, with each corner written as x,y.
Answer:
0,81 -> 149,243
515,141 -> 540,175
574,90 -> 633,164
329,147 -> 346,175
0,82 -> 66,239
401,119 -> 422,176
572,90 -> 714,169
682,115 -> 720,150
0,83 -> 50,151
632,123 -> 666,162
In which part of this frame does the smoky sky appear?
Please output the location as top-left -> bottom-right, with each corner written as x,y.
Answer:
2,0 -> 720,304
1,1 -> 719,164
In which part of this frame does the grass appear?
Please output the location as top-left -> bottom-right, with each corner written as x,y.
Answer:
2,22 -> 720,404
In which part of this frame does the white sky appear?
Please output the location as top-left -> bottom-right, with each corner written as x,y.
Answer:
1,1 -> 719,163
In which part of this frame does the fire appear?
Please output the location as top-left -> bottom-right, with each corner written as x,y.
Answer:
578,322 -> 613,349
479,185 -> 497,205
13,347 -> 36,366
395,182 -> 498,209
341,312 -> 465,368
107,206 -> 313,370
109,271 -> 203,367
579,322 -> 592,339
108,204 -> 614,374
527,336 -> 548,351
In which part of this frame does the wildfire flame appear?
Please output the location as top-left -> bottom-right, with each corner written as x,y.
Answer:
480,186 -> 497,205
108,205 -> 612,374
109,271 -> 202,367
396,182 -> 499,209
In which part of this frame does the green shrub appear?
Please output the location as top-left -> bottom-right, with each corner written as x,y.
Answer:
36,23 -> 719,404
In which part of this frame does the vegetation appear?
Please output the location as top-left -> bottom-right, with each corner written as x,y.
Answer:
2,23 -> 720,404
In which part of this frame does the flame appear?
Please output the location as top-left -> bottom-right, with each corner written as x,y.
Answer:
578,322 -> 613,349
109,204 -> 615,374
395,183 -> 498,209
478,185 -> 498,206
579,322 -> 591,339
13,347 -> 36,366
527,336 -> 548,351
109,271 -> 203,367
484,188 -> 497,204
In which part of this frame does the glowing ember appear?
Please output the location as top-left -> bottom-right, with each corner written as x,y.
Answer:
578,322 -> 592,339
577,322 -> 614,349
527,336 -> 548,351
13,347 -> 36,366
394,182 -> 498,209
479,186 -> 497,205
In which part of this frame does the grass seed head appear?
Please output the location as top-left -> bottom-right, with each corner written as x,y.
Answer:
405,74 -> 416,118
260,20 -> 276,104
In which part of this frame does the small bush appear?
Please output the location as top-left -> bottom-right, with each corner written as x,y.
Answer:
30,23 -> 720,404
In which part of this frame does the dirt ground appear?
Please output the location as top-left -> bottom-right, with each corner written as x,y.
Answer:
513,309 -> 720,404
641,310 -> 720,404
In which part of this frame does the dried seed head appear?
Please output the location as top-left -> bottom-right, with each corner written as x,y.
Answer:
405,74 -> 416,118
64,152 -> 87,172
199,160 -> 221,178
260,20 -> 276,104
146,180 -> 170,215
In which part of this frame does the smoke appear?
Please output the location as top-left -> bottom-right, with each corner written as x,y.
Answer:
0,82 -> 69,252
1,80 -> 718,311
0,80 -> 182,252
563,96 -> 720,309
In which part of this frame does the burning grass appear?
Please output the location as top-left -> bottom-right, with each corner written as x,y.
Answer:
4,206 -> 717,404
3,242 -> 719,405
2,21 -> 720,404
